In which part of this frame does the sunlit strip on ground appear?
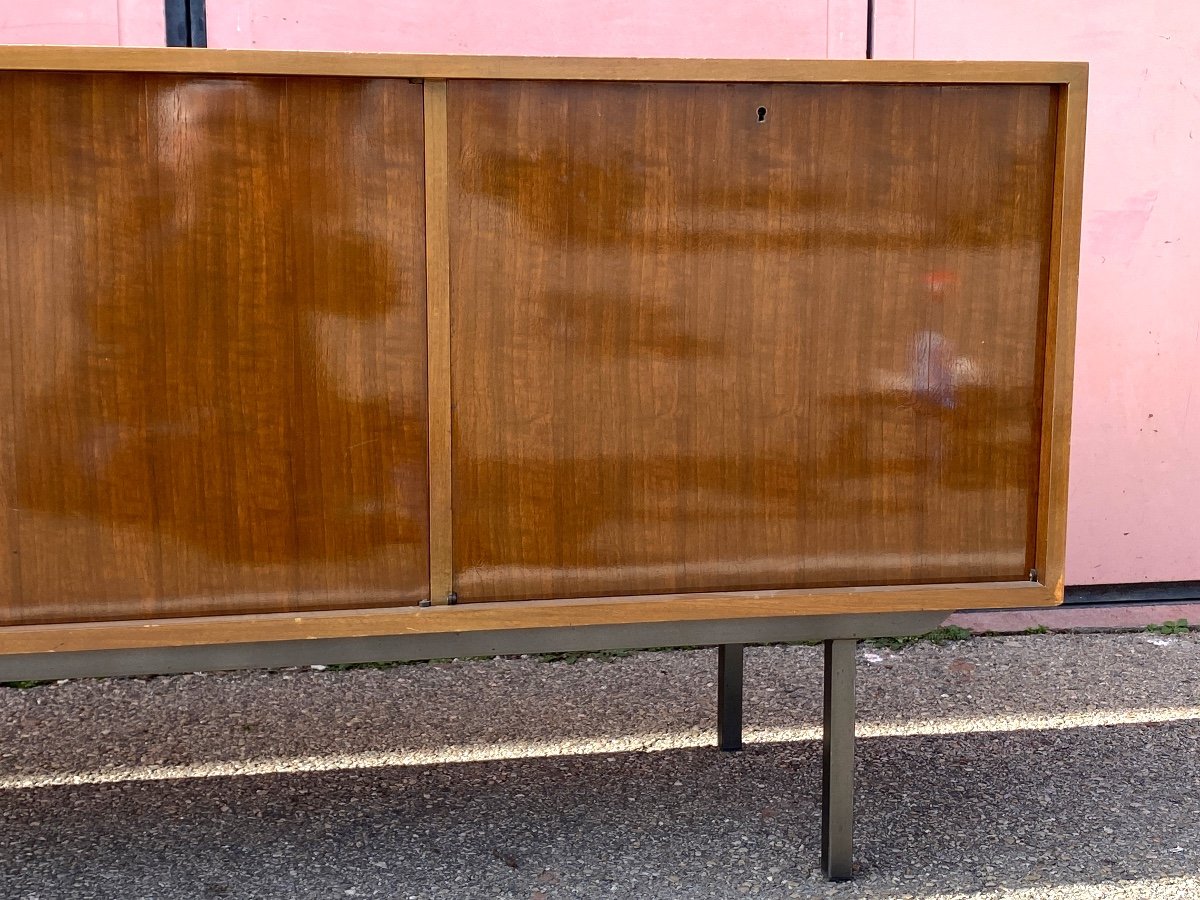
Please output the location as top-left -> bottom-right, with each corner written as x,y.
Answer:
4,706 -> 1198,790
918,876 -> 1200,900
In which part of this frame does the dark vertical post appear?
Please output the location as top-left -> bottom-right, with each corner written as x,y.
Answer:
821,639 -> 856,881
866,0 -> 876,59
717,643 -> 744,751
165,0 -> 208,47
165,0 -> 189,46
189,0 -> 208,48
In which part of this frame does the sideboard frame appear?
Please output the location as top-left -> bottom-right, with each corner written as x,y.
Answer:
0,49 -> 1086,659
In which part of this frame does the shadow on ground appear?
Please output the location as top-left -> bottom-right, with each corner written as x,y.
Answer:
2,636 -> 1198,899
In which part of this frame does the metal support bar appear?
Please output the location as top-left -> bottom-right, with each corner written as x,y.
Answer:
821,638 -> 856,881
0,612 -> 945,683
717,643 -> 744,751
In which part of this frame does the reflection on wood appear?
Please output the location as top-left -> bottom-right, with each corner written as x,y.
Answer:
449,81 -> 1058,601
0,73 -> 430,625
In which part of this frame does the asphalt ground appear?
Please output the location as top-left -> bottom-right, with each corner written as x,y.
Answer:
2,632 -> 1198,899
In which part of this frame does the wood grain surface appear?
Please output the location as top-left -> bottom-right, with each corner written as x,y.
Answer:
1,581 -> 1054,656
0,72 -> 430,625
1036,79 -> 1088,600
423,79 -> 455,606
0,58 -> 1081,639
448,81 -> 1059,602
0,46 -> 1086,86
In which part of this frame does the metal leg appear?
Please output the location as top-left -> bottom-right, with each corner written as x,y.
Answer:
717,643 -> 744,751
821,638 -> 856,881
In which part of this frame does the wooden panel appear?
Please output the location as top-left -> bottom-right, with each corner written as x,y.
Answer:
1,581 -> 1055,656
1037,80 -> 1087,600
0,72 -> 430,625
0,75 -> 21,624
423,79 -> 454,606
0,46 -> 1087,86
449,81 -> 1059,602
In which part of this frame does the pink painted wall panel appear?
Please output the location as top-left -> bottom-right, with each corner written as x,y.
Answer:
876,0 -> 1200,585
206,0 -> 846,58
872,0 -> 915,60
0,0 -> 162,45
118,0 -> 167,47
0,3 -> 119,44
827,0 -> 868,60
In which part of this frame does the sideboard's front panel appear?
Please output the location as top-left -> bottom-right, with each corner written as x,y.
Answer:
0,73 -> 431,625
448,80 -> 1059,602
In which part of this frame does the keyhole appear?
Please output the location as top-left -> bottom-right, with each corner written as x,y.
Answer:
757,106 -> 767,123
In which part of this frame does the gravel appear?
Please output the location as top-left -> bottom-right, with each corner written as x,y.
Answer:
1,632 -> 1198,899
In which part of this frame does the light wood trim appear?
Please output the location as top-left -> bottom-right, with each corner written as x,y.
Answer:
0,582 -> 1055,655
0,46 -> 1086,84
1036,71 -> 1088,601
424,79 -> 454,605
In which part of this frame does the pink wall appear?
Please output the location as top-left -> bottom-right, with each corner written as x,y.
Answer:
205,0 -> 865,58
2,1 -> 1197,586
0,0 -> 162,46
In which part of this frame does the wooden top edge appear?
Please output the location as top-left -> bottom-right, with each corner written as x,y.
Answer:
0,47 -> 1088,83
1,582 -> 1056,656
